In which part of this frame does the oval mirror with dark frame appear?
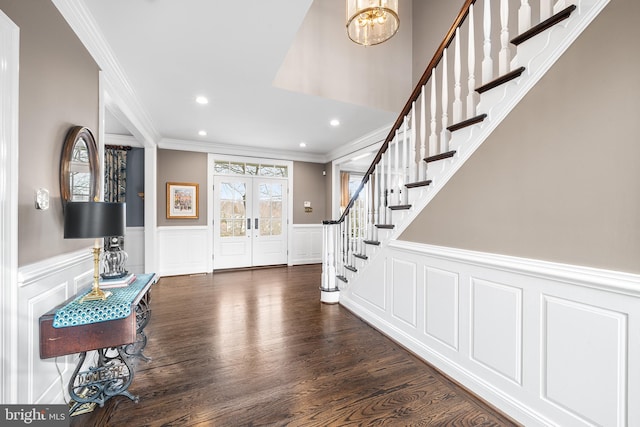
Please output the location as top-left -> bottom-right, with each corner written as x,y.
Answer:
60,126 -> 100,206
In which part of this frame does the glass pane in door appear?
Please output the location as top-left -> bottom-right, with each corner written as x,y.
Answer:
258,183 -> 283,236
219,182 -> 247,237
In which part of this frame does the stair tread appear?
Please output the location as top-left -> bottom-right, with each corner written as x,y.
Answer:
405,180 -> 432,189
425,151 -> 456,163
336,275 -> 348,283
389,204 -> 412,210
363,240 -> 381,246
354,253 -> 368,260
375,224 -> 395,229
511,5 -> 577,46
345,265 -> 358,272
447,114 -> 488,132
476,67 -> 526,94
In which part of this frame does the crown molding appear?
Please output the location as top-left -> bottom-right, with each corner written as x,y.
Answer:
326,124 -> 392,162
104,134 -> 144,148
158,138 -> 328,164
52,0 -> 160,145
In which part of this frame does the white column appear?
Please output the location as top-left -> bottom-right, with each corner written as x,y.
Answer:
320,222 -> 339,303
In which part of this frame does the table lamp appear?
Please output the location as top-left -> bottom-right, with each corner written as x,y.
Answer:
64,202 -> 125,302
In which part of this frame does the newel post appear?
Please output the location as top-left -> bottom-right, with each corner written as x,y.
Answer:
320,220 -> 340,304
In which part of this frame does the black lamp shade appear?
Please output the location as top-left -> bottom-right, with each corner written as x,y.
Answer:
64,202 -> 126,239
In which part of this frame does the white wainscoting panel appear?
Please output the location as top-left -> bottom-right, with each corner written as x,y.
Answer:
542,296 -> 627,427
17,249 -> 93,405
158,226 -> 209,277
391,258 -> 417,328
124,226 -> 144,274
291,224 -> 322,265
424,266 -> 459,351
339,240 -> 640,427
470,278 -> 523,385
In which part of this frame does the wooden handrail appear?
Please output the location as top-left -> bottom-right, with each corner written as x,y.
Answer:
335,0 -> 477,224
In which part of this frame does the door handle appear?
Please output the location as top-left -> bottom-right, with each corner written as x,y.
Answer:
247,218 -> 251,230
255,218 -> 259,230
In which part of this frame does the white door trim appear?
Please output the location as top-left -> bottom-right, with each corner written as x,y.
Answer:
208,154 -> 294,268
0,9 -> 20,404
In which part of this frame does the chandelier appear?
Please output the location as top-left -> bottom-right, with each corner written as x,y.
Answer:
346,0 -> 399,46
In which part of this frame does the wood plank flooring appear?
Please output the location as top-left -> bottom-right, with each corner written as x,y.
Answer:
71,265 -> 518,426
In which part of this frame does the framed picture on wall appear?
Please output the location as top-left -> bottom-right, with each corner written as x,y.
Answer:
166,182 -> 199,219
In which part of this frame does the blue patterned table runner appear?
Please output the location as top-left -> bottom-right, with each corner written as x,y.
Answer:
53,273 -> 156,328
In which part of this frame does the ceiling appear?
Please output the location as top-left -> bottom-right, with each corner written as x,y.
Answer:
81,0 -> 404,161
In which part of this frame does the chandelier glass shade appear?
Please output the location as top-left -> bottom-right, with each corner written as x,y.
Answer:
346,0 -> 399,46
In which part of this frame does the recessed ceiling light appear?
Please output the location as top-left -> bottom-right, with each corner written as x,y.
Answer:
195,96 -> 209,105
198,130 -> 207,136
330,119 -> 340,127
299,142 -> 307,148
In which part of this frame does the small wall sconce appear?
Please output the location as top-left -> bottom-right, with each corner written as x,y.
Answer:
35,188 -> 50,210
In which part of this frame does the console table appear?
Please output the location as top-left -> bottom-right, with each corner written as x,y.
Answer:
39,273 -> 157,415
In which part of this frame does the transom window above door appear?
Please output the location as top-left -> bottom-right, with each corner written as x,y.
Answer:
214,160 -> 288,178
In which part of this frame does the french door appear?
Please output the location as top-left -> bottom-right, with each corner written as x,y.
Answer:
213,176 -> 288,269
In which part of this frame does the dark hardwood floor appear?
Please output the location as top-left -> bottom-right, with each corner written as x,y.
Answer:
71,265 -> 518,426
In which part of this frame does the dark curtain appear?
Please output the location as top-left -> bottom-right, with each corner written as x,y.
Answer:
104,146 -> 128,203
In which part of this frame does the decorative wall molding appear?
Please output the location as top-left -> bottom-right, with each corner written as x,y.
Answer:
389,241 -> 640,298
125,226 -> 145,274
340,241 -> 640,426
0,10 -> 20,403
291,224 -> 323,265
157,226 -> 209,277
18,248 -> 92,288
17,252 -> 94,405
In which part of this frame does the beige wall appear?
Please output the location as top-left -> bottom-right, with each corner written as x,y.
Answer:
157,149 -> 208,227
292,161 -> 327,224
411,0 -> 465,86
400,0 -> 640,274
274,0 -> 413,113
0,0 -> 100,266
324,161 -> 333,220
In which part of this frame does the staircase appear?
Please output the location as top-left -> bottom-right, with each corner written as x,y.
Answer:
321,0 -> 609,303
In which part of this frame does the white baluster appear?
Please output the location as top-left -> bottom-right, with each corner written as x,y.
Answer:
410,102 -> 417,185
467,3 -> 477,119
518,0 -> 532,34
366,179 -> 371,241
402,117 -> 408,204
541,0 -> 552,20
554,0 -> 567,14
419,85 -> 427,180
453,28 -> 462,124
429,69 -> 438,157
440,49 -> 450,153
373,164 -> 379,240
499,0 -> 511,75
394,129 -> 400,205
386,142 -> 392,220
380,152 -> 386,225
482,0 -> 493,84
